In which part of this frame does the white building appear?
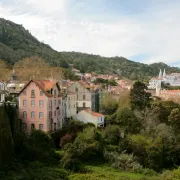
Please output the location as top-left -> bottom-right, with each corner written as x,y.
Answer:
75,109 -> 104,127
66,92 -> 77,118
148,69 -> 180,89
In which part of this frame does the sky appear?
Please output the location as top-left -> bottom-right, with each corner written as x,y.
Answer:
0,0 -> 180,67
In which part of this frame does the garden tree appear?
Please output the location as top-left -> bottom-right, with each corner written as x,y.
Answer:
168,108 -> 180,133
150,102 -> 171,124
104,113 -> 117,125
128,134 -> 164,171
118,90 -> 131,110
100,93 -> 118,115
130,81 -> 151,111
14,56 -> 64,80
153,124 -> 176,169
127,134 -> 152,167
146,137 -> 163,171
60,134 -> 73,148
0,108 -> 14,169
61,127 -> 103,170
49,67 -> 64,81
63,68 -> 80,81
116,107 -> 141,133
0,59 -> 11,80
14,130 -> 60,164
103,125 -> 121,145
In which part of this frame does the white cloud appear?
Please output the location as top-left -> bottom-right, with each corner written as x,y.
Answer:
0,0 -> 180,67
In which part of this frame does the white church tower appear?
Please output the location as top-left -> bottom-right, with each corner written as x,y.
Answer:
156,79 -> 162,96
159,69 -> 162,79
163,69 -> 166,78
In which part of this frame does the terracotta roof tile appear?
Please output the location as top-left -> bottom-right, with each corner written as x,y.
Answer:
19,79 -> 58,97
84,109 -> 104,117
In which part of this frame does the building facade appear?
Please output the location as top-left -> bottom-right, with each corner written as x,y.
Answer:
0,81 -> 6,103
148,69 -> 180,89
18,80 -> 63,133
67,81 -> 98,112
66,92 -> 77,118
75,109 -> 104,127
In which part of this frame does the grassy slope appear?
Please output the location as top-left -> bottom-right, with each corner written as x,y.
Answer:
69,165 -> 159,180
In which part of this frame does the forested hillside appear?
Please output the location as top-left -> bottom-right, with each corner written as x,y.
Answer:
0,18 -> 180,80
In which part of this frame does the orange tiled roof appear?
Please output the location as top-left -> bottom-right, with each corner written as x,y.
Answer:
84,109 -> 104,117
19,79 -> 59,97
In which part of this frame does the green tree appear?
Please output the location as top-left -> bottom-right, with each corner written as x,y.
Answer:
130,81 -> 151,111
116,107 -> 141,133
100,93 -> 118,115
104,125 -> 121,145
168,108 -> 180,133
0,108 -> 14,169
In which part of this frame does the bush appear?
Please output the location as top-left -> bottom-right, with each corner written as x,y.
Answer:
104,125 -> 121,145
60,133 -> 73,148
29,130 -> 54,151
104,151 -> 143,172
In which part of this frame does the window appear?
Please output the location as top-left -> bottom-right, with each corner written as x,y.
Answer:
76,102 -> 78,107
74,104 -> 75,108
68,97 -> 70,101
22,123 -> 27,130
39,112 -> 43,118
54,123 -> 56,131
23,100 -> 27,107
23,90 -> 26,95
31,111 -> 35,118
58,110 -> 60,115
83,95 -> 86,100
31,123 -> 35,130
68,104 -> 70,109
23,111 -> 27,118
39,124 -> 43,130
75,87 -> 78,92
39,100 -> 44,107
58,100 -> 61,106
49,100 -> 52,107
40,90 -> 43,96
31,100 -> 35,107
77,95 -> 78,100
83,102 -> 86,108
49,111 -> 52,119
54,90 -> 56,97
54,100 -> 56,106
31,89 -> 35,98
54,111 -> 56,116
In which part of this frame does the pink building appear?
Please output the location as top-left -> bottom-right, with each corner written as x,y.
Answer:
18,80 -> 63,133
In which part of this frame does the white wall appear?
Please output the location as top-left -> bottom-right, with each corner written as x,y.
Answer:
76,111 -> 98,127
75,110 -> 104,127
66,94 -> 77,118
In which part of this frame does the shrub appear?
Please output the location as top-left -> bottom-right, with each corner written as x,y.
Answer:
104,125 -> 121,145
29,130 -> 54,151
105,151 -> 143,172
60,134 -> 73,148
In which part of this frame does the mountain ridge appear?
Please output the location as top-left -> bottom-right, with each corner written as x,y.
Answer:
0,17 -> 180,80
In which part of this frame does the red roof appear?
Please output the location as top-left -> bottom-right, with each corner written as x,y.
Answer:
84,109 -> 104,117
19,79 -> 60,97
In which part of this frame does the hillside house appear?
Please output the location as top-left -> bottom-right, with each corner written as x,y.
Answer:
67,81 -> 100,113
75,109 -> 104,127
18,80 -> 63,133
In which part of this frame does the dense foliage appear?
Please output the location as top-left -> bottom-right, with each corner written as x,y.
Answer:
1,18 -> 180,81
